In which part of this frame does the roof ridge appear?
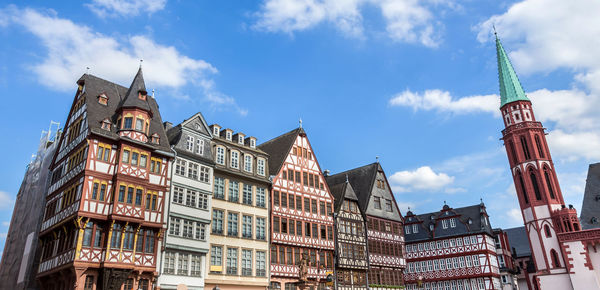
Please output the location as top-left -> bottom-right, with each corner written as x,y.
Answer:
328,162 -> 378,179
258,127 -> 300,147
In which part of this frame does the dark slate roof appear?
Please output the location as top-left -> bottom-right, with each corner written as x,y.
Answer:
258,127 -> 304,176
78,72 -> 171,153
327,163 -> 379,214
581,163 -> 600,230
119,67 -> 151,112
504,226 -> 531,258
403,203 -> 493,242
326,179 -> 359,213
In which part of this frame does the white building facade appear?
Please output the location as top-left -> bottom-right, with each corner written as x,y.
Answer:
158,113 -> 215,289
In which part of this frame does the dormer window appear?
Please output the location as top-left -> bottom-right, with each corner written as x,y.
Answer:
138,92 -> 146,100
429,224 -> 434,231
238,135 -> 244,144
101,119 -> 111,130
98,93 -> 108,105
213,127 -> 219,136
151,133 -> 160,144
226,131 -> 232,141
250,139 -> 256,148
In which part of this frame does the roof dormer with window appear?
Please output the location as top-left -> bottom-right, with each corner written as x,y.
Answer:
233,132 -> 245,145
209,124 -> 221,138
221,128 -> 233,142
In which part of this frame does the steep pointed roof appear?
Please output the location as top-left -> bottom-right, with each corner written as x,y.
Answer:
326,178 -> 359,213
327,162 -> 379,213
580,162 -> 600,229
121,67 -> 151,112
496,35 -> 529,107
258,127 -> 304,176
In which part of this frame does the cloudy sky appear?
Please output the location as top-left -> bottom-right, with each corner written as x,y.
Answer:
1,0 -> 598,254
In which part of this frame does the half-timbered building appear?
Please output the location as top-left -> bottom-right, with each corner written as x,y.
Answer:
258,127 -> 335,290
403,202 -> 501,290
36,69 -> 173,290
157,113 -> 214,289
326,177 -> 368,289
327,162 -> 406,288
205,124 -> 270,290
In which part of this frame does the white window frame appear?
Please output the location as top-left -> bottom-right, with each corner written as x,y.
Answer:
196,139 -> 204,155
216,146 -> 225,165
412,224 -> 418,233
257,158 -> 265,176
244,155 -> 253,173
186,135 -> 194,152
450,218 -> 456,228
230,150 -> 239,169
442,219 -> 448,229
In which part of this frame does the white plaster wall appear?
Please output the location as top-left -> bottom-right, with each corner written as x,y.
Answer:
564,241 -> 600,290
538,273 -> 573,290
528,229 -> 547,270
588,243 -> 600,286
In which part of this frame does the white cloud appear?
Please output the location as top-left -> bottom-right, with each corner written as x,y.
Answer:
1,221 -> 8,227
389,89 -> 499,115
0,6 -> 247,115
507,208 -> 523,226
253,0 -> 451,47
86,0 -> 167,18
389,166 -> 454,192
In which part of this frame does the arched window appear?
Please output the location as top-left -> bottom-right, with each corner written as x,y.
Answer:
517,171 -> 530,204
530,170 -> 543,201
544,167 -> 556,199
508,140 -> 518,164
550,249 -> 561,268
544,225 -> 552,237
535,135 -> 545,158
520,136 -> 532,160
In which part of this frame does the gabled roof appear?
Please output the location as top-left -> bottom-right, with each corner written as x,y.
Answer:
258,127 -> 304,176
327,163 -> 379,213
76,72 -> 171,153
120,67 -> 151,112
166,112 -> 215,165
496,35 -> 530,107
326,178 -> 359,213
580,162 -> 600,229
504,226 -> 531,258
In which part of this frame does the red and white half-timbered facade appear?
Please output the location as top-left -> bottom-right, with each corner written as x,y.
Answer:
259,127 -> 335,289
37,69 -> 173,290
403,204 -> 501,290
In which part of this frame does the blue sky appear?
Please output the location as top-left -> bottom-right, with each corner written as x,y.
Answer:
1,0 -> 599,254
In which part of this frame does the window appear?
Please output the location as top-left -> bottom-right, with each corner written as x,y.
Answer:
135,118 -> 144,131
544,225 -> 552,237
550,249 -> 561,268
545,168 -> 556,199
123,225 -> 135,250
257,158 -> 265,176
191,254 -> 202,276
131,152 -> 139,166
178,253 -> 189,275
188,162 -> 199,180
228,212 -> 239,237
124,117 -> 133,129
214,177 -> 225,199
149,157 -> 161,174
385,199 -> 393,212
256,217 -> 266,240
122,149 -> 130,164
473,255 -> 480,266
97,144 -> 111,162
242,249 -> 253,276
216,147 -> 225,165
186,136 -> 195,151
256,251 -> 266,277
243,184 -> 253,205
243,215 -> 253,238
412,224 -> 419,233
320,201 -> 325,216
124,279 -> 133,290
127,186 -> 134,204
196,139 -> 204,155
244,155 -> 252,172
296,196 -> 302,211
518,171 -> 530,204
226,131 -> 232,141
442,219 -> 448,229
183,220 -> 194,238
173,186 -> 184,204
227,248 -> 238,274
374,197 -> 381,209
118,185 -> 126,202
520,136 -> 531,160
175,159 -> 186,176
135,188 -> 143,206
212,210 -> 224,234
83,276 -> 94,290
139,154 -> 147,168
273,217 -> 280,233
195,223 -> 206,240
305,222 -> 311,237
256,188 -> 266,207
138,279 -> 149,290
535,135 -> 545,158
210,246 -> 223,272
186,189 -> 197,207
311,199 -> 317,214
169,217 -> 181,235
530,170 -> 543,201
231,151 -> 239,169
199,166 -> 210,183
198,193 -> 208,210
450,218 -> 456,228
229,181 -> 239,202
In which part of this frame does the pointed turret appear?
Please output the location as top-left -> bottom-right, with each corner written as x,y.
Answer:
496,35 -> 529,107
121,67 -> 151,112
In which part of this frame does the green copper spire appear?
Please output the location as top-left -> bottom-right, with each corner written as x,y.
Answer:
496,34 -> 529,107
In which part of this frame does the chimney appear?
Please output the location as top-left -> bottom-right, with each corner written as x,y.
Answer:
323,170 -> 330,177
163,121 -> 173,131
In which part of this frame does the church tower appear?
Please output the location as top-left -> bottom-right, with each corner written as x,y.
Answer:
496,34 -> 580,285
